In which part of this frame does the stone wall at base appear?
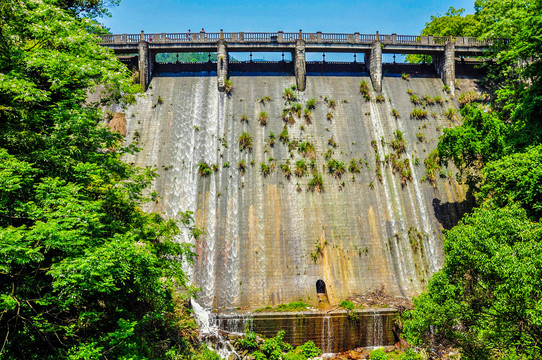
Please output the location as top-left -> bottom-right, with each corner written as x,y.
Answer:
215,309 -> 397,353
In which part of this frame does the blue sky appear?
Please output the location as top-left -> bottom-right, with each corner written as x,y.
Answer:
100,0 -> 476,61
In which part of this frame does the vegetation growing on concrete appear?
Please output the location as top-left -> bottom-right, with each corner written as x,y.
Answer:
258,95 -> 272,104
308,173 -> 324,192
282,85 -> 298,103
305,98 -> 316,110
268,132 -> 276,147
410,108 -> 428,120
410,94 -> 423,105
423,150 -> 440,186
238,132 -> 253,151
390,130 -> 406,154
224,79 -> 233,95
348,159 -> 361,174
433,95 -> 444,105
359,80 -> 371,101
292,103 -> 302,118
282,108 -> 295,125
280,161 -> 292,179
294,159 -> 308,177
303,108 -> 312,123
327,159 -> 346,178
238,159 -> 247,175
258,111 -> 268,126
254,301 -> 311,313
260,159 -> 276,177
444,107 -> 459,122
198,161 -> 213,176
416,132 -> 425,142
297,141 -> 316,160
310,240 -> 326,262
458,90 -> 488,108
391,108 -> 400,118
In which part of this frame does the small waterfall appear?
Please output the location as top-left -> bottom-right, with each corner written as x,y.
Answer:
368,99 -> 411,294
371,311 -> 384,347
191,299 -> 240,359
321,314 -> 333,354
216,314 -> 254,334
199,81 -> 221,307
384,97 -> 438,275
191,298 -> 214,335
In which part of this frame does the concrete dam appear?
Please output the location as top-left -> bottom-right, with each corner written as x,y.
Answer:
120,68 -> 475,350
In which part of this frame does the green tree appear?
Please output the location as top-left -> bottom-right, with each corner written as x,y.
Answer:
403,204 -> 542,359
0,0 -> 199,358
420,7 -> 479,37
406,7 -> 480,63
407,1 -> 542,358
478,145 -> 542,219
436,104 -> 508,188
475,0 -> 542,150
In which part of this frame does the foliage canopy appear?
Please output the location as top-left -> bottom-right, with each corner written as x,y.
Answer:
406,0 -> 542,358
0,0 -> 199,358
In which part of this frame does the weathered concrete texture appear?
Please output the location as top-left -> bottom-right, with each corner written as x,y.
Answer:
217,39 -> 228,92
294,39 -> 306,91
138,41 -> 154,90
215,309 -> 397,353
367,42 -> 382,93
442,43 -> 456,96
124,74 -> 474,311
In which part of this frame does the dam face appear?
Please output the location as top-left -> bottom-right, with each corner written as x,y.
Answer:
123,73 -> 471,310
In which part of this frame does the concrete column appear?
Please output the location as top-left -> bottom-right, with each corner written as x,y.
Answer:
217,39 -> 229,92
367,41 -> 382,93
294,39 -> 306,91
138,40 -> 153,90
441,42 -> 455,95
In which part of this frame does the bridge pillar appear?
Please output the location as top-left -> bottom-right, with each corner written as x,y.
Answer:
217,39 -> 229,92
294,39 -> 306,91
138,40 -> 153,91
366,41 -> 382,93
441,42 -> 455,95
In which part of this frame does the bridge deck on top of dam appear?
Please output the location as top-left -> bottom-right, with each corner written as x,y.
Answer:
100,30 -> 502,93
100,31 -> 495,55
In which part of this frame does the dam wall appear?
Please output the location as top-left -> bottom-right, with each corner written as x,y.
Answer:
123,73 -> 474,311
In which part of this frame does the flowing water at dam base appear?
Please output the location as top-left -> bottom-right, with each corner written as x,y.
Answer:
193,298 -> 398,356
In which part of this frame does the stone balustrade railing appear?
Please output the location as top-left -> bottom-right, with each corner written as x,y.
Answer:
99,31 -> 499,47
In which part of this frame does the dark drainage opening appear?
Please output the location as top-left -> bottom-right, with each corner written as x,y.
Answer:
316,279 -> 326,294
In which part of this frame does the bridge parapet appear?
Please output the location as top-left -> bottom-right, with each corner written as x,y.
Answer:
98,31 -> 497,47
